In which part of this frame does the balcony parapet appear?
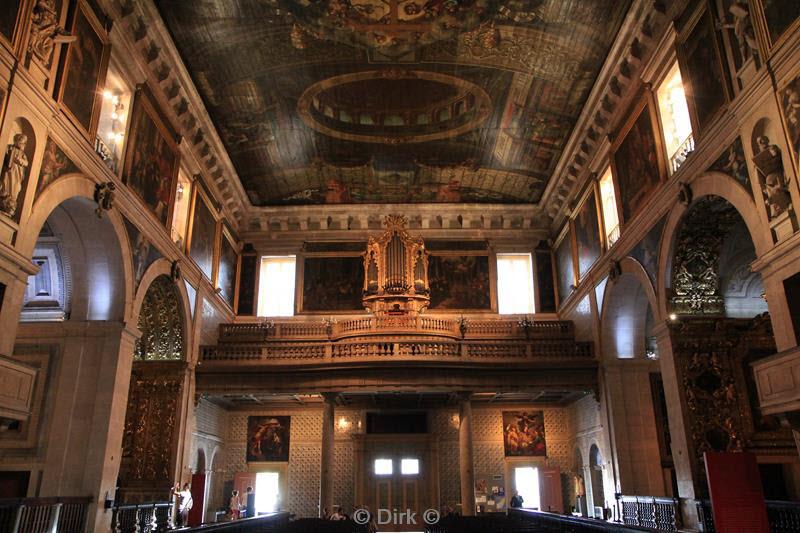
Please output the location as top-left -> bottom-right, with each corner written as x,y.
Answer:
219,317 -> 575,343
752,345 -> 800,416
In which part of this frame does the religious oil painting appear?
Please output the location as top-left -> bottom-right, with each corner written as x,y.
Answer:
761,0 -> 800,45
0,0 -> 22,45
781,76 -> 800,174
555,230 -> 574,307
58,2 -> 110,138
156,0 -> 632,208
613,100 -> 662,223
629,216 -> 666,287
124,219 -> 163,288
708,136 -> 751,196
247,416 -> 291,462
122,88 -> 179,227
535,249 -> 556,313
503,411 -> 546,457
680,12 -> 727,136
428,255 -> 491,310
36,137 -> 80,200
217,232 -> 238,309
188,193 -> 216,281
301,256 -> 365,312
574,190 -> 601,279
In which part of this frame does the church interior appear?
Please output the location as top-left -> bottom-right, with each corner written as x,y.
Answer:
1,0 -> 800,532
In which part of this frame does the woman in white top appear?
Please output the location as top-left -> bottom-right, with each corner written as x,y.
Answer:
178,483 -> 193,526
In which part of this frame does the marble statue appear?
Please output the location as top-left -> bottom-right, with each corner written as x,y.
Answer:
28,0 -> 76,66
0,134 -> 29,217
752,135 -> 792,218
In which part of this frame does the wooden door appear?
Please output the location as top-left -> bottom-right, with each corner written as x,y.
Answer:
188,473 -> 205,526
540,466 -> 563,513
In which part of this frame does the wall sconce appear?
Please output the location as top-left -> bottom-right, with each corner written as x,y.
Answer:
337,416 -> 350,430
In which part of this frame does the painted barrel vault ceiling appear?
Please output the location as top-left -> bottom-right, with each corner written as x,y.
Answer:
156,0 -> 631,207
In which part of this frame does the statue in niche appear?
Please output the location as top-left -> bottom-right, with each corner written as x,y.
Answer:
0,134 -> 30,216
752,135 -> 792,218
719,1 -> 759,63
28,0 -> 76,67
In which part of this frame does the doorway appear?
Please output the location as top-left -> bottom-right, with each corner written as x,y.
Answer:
513,466 -> 540,510
255,471 -> 281,514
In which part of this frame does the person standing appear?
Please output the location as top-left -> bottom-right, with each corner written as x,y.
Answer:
245,486 -> 255,518
510,491 -> 524,509
178,483 -> 193,526
229,489 -> 241,520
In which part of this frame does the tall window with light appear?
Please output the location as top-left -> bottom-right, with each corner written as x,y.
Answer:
170,171 -> 192,248
257,256 -> 296,317
599,167 -> 620,247
95,65 -> 132,174
656,62 -> 694,173
497,253 -> 535,314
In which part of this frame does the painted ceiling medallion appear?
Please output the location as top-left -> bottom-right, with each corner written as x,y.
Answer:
297,70 -> 491,144
280,0 -> 499,57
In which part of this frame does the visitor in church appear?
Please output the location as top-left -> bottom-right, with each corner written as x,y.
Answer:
228,489 -> 241,520
510,490 -> 524,509
177,483 -> 193,526
329,506 -> 346,520
245,486 -> 255,518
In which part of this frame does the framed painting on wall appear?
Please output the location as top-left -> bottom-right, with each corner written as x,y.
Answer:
756,0 -> 800,50
678,7 -> 730,138
57,0 -> 110,140
300,256 -> 365,313
611,92 -> 665,224
573,188 -> 602,280
187,188 -> 217,281
216,227 -> 238,310
779,75 -> 800,176
122,86 -> 180,227
554,228 -> 574,308
428,254 -> 493,311
0,0 -> 24,53
247,416 -> 291,462
502,411 -> 546,457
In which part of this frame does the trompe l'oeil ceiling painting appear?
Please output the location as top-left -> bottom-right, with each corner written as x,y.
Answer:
157,0 -> 630,206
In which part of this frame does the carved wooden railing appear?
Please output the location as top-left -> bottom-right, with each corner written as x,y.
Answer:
110,501 -> 173,533
218,318 -> 575,343
201,339 -> 593,363
0,496 -> 91,533
697,499 -> 800,533
619,495 -> 680,531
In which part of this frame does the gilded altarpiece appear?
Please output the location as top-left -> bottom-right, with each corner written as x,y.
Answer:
119,275 -> 187,501
668,316 -> 793,496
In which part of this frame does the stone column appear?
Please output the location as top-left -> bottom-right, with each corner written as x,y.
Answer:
319,393 -> 336,517
652,322 -> 700,530
458,393 -> 476,516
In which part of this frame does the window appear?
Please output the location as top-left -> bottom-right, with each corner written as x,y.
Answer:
170,171 -> 192,248
497,254 -> 535,314
256,256 -> 296,317
95,65 -> 132,174
401,458 -> 419,475
656,62 -> 694,173
598,168 -> 620,246
374,458 -> 393,476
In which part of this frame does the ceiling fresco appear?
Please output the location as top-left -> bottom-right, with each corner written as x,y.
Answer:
157,0 -> 631,206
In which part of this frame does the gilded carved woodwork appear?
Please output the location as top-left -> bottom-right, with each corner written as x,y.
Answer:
669,315 -> 793,495
119,361 -> 188,502
135,275 -> 184,361
670,197 -> 738,315
363,216 -> 430,316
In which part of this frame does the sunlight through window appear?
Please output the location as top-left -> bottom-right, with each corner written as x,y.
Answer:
657,62 -> 694,173
257,256 -> 296,317
599,168 -> 620,247
374,458 -> 393,476
514,466 -> 541,510
497,254 -> 535,314
401,458 -> 419,475
255,471 -> 280,514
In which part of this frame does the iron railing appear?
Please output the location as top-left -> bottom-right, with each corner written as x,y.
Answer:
0,496 -> 91,533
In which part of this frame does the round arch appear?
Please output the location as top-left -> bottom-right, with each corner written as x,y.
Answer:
599,257 -> 660,361
657,172 -> 768,318
19,174 -> 135,320
133,259 -> 194,359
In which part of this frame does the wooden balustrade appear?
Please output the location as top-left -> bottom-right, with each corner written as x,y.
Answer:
179,512 -> 290,531
220,318 -> 576,343
110,501 -> 173,533
0,496 -> 91,533
619,495 -> 679,531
